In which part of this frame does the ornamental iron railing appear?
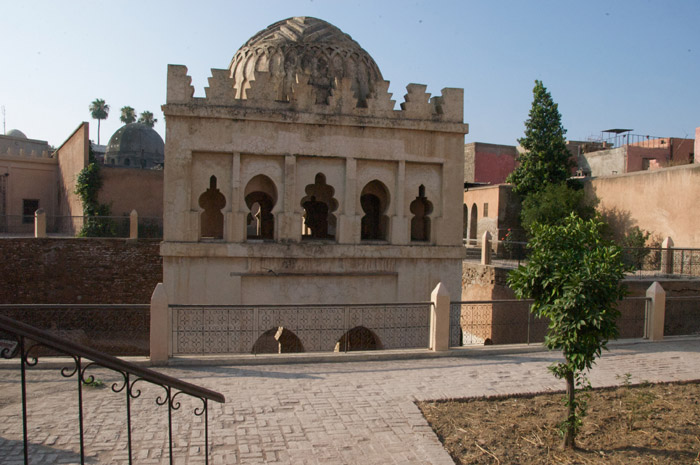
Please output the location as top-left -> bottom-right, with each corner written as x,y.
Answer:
0,314 -> 225,465
449,297 -> 650,347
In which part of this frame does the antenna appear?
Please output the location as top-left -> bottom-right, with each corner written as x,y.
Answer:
1,106 -> 5,135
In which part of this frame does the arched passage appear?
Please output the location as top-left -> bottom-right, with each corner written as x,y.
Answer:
198,175 -> 226,239
335,326 -> 382,352
251,327 -> 305,354
244,175 -> 277,240
360,180 -> 390,241
410,185 -> 432,242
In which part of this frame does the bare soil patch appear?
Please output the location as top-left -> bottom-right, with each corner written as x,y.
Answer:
419,380 -> 700,464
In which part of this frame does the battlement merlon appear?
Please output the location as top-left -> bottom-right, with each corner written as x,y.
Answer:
164,65 -> 468,131
166,65 -> 195,104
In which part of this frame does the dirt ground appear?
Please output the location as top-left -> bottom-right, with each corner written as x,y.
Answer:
419,380 -> 700,465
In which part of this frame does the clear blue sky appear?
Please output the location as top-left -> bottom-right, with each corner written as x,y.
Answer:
1,0 -> 699,148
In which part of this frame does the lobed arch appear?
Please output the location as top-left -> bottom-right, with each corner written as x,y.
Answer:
251,327 -> 304,354
335,326 -> 382,352
300,173 -> 339,240
198,175 -> 226,239
409,184 -> 433,242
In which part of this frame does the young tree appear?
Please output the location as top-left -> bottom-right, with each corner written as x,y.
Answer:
138,111 -> 157,128
520,181 -> 597,233
507,214 -> 627,449
89,98 -> 110,145
507,80 -> 574,197
120,106 -> 136,124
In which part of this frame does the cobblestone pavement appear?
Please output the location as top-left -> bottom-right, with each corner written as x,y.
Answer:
1,339 -> 699,464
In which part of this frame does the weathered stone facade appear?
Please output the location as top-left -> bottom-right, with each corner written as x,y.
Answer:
161,17 -> 468,308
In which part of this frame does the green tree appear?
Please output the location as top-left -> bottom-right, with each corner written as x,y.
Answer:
138,111 -> 157,128
507,214 -> 628,449
120,106 -> 136,124
74,143 -> 115,237
520,181 -> 597,233
89,98 -> 110,145
507,80 -> 574,197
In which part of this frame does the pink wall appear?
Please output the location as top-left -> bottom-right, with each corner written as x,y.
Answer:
626,146 -> 669,172
473,145 -> 517,184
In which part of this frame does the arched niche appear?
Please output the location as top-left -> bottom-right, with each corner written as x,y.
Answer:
244,174 -> 277,240
409,185 -> 433,242
251,327 -> 305,354
463,203 -> 468,241
198,175 -> 226,239
300,173 -> 338,240
360,180 -> 390,241
335,326 -> 382,352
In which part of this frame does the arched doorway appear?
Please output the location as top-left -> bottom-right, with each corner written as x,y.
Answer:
468,203 -> 478,245
360,180 -> 390,241
244,175 -> 277,240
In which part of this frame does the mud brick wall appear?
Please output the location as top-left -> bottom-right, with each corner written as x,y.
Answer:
0,238 -> 162,304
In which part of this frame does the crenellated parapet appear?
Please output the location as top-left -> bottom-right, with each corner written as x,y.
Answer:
166,64 -> 464,124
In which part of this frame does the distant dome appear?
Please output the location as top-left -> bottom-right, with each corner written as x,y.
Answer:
7,129 -> 27,139
104,123 -> 164,169
229,16 -> 383,105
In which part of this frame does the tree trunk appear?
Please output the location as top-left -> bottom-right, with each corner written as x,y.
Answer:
97,119 -> 101,145
563,369 -> 576,449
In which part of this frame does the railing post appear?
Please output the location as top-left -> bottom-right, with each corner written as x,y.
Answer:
646,281 -> 666,341
481,231 -> 492,265
34,208 -> 46,238
129,209 -> 138,239
150,283 -> 170,364
661,236 -> 674,274
430,282 -> 450,351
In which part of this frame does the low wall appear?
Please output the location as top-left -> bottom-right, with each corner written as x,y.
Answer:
0,238 -> 162,355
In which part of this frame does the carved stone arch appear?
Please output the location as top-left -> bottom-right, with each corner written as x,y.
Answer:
300,173 -> 339,240
244,174 -> 277,240
198,175 -> 226,239
409,184 -> 433,242
360,180 -> 390,241
335,326 -> 382,352
252,327 -> 304,354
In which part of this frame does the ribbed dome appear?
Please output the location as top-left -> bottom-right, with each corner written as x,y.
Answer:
104,123 -> 164,169
229,17 -> 383,105
6,129 -> 27,139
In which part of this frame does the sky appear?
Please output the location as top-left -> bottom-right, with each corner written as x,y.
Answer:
1,0 -> 699,148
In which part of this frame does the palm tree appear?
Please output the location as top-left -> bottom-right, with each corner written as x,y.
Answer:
138,111 -> 157,128
120,106 -> 136,124
89,98 -> 110,144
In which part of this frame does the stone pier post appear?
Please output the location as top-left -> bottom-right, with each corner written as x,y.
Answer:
129,209 -> 138,239
150,283 -> 170,364
430,282 -> 451,351
34,209 -> 46,238
646,281 -> 666,341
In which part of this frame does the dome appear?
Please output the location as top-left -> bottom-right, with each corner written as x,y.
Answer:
7,129 -> 27,139
104,123 -> 164,169
229,16 -> 383,106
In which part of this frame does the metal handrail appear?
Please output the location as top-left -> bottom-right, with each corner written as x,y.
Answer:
0,314 -> 224,465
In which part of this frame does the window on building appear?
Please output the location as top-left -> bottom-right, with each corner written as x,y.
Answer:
360,180 -> 390,241
483,202 -> 489,217
22,199 -> 39,224
198,175 -> 226,239
410,185 -> 433,242
244,175 -> 277,241
300,173 -> 338,240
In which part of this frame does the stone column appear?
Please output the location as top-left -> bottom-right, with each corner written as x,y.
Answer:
430,282 -> 451,351
129,210 -> 138,239
646,282 -> 666,341
338,157 -> 356,243
34,209 -> 46,238
226,152 -> 244,242
391,160 -> 408,244
481,231 -> 492,265
661,236 -> 674,275
279,155 -> 301,241
150,283 -> 170,364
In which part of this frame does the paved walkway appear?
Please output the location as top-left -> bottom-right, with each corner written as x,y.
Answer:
1,339 -> 699,464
